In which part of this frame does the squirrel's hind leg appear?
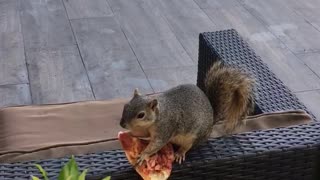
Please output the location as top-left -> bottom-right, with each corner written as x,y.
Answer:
174,144 -> 193,164
171,134 -> 196,164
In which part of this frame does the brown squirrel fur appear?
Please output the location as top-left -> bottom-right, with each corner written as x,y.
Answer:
120,62 -> 255,165
204,61 -> 255,133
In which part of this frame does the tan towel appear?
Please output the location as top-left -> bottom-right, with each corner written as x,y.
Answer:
210,110 -> 312,137
0,99 -> 312,163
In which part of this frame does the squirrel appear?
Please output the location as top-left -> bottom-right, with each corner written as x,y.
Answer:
120,61 -> 255,165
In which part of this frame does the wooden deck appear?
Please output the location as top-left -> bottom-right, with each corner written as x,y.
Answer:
1,0 -> 320,119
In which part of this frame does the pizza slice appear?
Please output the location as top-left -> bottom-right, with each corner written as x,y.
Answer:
118,131 -> 174,180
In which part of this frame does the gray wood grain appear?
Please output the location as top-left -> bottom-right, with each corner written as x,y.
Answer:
90,67 -> 154,100
0,0 -> 318,110
71,17 -> 137,72
0,84 -> 31,108
63,0 -> 113,19
0,48 -> 28,85
283,0 -> 320,9
293,7 -> 320,32
268,22 -> 320,54
239,0 -> 306,24
145,66 -> 197,92
0,0 -> 23,50
203,5 -> 320,92
0,0 -> 28,85
108,0 -> 194,69
71,17 -> 153,100
144,0 -> 215,61
251,40 -> 320,92
296,90 -> 320,121
241,0 -> 320,53
195,0 -> 241,9
20,0 -> 75,49
203,6 -> 266,39
296,53 -> 320,77
25,46 -> 94,104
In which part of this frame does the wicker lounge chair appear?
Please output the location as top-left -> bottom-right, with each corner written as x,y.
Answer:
1,29 -> 319,180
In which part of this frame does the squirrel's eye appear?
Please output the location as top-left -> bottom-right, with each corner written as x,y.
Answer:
137,112 -> 145,119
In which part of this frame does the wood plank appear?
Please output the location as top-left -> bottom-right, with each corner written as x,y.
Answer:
25,46 -> 94,104
293,7 -> 320,32
90,67 -> 154,100
241,0 -> 320,53
71,17 -> 153,100
202,5 -> 266,39
283,0 -> 320,9
144,66 -> 197,92
250,40 -> 320,92
20,0 -> 75,49
144,0 -> 216,61
0,0 -> 23,50
195,0 -> 241,9
240,0 -> 306,24
0,48 -> 28,85
268,22 -> 320,54
203,5 -> 320,92
63,0 -> 113,19
108,0 -> 194,69
296,90 -> 320,121
296,53 -> 320,77
0,0 -> 28,85
0,84 -> 31,108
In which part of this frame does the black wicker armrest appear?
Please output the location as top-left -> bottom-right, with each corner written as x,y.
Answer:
197,29 -> 315,117
195,29 -> 320,180
1,29 -> 320,180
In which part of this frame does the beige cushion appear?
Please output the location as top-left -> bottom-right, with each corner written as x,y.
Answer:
0,99 -> 127,163
0,98 -> 312,163
210,110 -> 312,137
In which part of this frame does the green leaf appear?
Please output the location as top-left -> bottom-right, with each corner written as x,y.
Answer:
31,176 -> 41,180
66,176 -> 74,180
102,176 -> 111,180
78,169 -> 88,180
34,164 -> 49,180
58,156 -> 80,180
69,156 -> 80,176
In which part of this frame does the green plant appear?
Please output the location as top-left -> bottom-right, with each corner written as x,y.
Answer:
31,155 -> 111,180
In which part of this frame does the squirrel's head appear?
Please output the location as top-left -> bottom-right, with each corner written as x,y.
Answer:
120,89 -> 159,130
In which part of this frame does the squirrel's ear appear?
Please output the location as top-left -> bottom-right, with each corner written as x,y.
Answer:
148,99 -> 158,111
133,88 -> 141,97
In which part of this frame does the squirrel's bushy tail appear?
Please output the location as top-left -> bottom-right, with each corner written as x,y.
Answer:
204,61 -> 255,133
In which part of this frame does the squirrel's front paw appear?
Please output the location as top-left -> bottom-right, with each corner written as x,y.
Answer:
135,153 -> 149,167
